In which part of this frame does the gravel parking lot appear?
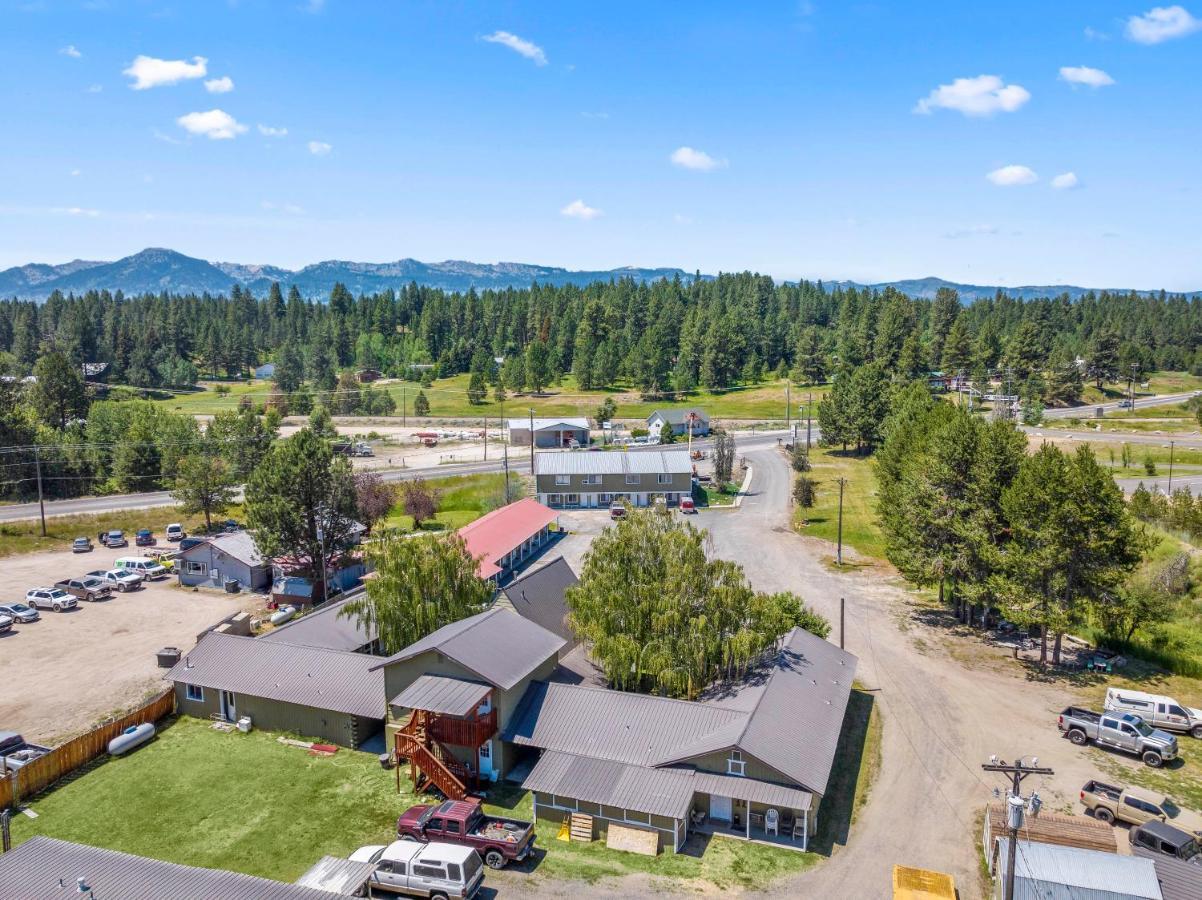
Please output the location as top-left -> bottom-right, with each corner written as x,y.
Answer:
0,540 -> 261,744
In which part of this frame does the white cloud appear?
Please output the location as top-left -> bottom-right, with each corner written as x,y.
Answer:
261,201 -> 305,215
669,146 -> 727,172
59,44 -> 82,58
944,225 -> 999,239
561,199 -> 601,220
1051,172 -> 1080,190
124,55 -> 207,89
1126,5 -> 1201,43
986,164 -> 1038,186
307,140 -> 332,156
51,206 -> 100,217
913,74 -> 1030,117
581,111 -> 610,120
1084,26 -> 1111,41
176,109 -> 247,140
204,75 -> 234,94
482,31 -> 547,66
85,83 -> 102,93
302,0 -> 325,11
1059,65 -> 1115,88
673,213 -> 695,225
70,168 -> 81,176
258,124 -> 288,137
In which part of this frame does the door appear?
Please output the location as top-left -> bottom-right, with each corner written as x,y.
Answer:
710,794 -> 732,822
478,740 -> 495,781
221,690 -> 236,721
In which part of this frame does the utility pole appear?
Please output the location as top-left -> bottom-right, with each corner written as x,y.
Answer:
483,416 -> 488,462
401,387 -> 407,427
836,477 -> 846,565
34,444 -> 46,537
786,381 -> 792,431
529,408 -> 536,474
503,440 -> 511,502
806,393 -> 812,450
982,757 -> 1053,900
1168,440 -> 1175,493
839,597 -> 845,650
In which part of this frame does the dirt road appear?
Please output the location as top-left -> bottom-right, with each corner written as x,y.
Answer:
0,542 -> 260,744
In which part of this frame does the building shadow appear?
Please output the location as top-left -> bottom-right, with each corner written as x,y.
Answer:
809,688 -> 875,856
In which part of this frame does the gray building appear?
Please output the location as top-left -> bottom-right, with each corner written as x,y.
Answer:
647,407 -> 710,439
0,837 -> 347,900
496,557 -> 580,649
505,627 -> 858,853
508,417 -> 591,448
994,840 -> 1163,900
168,631 -> 385,748
534,449 -> 693,508
177,531 -> 271,592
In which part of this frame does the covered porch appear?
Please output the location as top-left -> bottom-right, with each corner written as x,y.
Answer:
689,772 -> 814,851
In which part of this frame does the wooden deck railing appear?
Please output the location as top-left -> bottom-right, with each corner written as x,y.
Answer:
1,689 -> 175,811
395,733 -> 468,801
429,707 -> 497,748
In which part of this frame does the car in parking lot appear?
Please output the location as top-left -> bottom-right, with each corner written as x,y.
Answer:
0,612 -> 12,634
86,568 -> 143,592
98,529 -> 127,548
165,523 -> 185,542
114,557 -> 169,580
0,602 -> 40,623
25,588 -> 77,612
1129,820 -> 1202,863
135,528 -> 155,547
71,536 -> 93,553
610,501 -> 627,520
53,576 -> 112,603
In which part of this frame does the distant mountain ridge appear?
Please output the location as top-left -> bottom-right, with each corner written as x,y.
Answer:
0,247 -> 1196,302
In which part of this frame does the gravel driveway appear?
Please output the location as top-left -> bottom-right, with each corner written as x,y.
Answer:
0,541 -> 260,744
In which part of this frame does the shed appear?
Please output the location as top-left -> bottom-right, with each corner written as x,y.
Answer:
177,530 -> 271,592
993,839 -> 1163,900
507,416 -> 591,448
983,803 -> 1117,873
255,363 -> 276,379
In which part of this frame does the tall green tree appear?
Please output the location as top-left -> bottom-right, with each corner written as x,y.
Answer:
1087,331 -> 1121,389
173,451 -> 237,532
33,351 -> 87,429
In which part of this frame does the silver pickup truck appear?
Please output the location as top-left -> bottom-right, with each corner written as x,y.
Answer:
1059,707 -> 1178,767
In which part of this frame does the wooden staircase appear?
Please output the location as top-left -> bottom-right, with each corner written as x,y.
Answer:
395,718 -> 472,801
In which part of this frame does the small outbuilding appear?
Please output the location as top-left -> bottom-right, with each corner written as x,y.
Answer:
507,417 -> 591,448
993,839 -> 1163,900
177,531 -> 271,593
254,363 -> 276,379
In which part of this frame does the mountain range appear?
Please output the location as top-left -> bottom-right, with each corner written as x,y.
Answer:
0,247 -> 1196,302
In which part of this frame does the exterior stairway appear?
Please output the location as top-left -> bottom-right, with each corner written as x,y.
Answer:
395,719 -> 471,801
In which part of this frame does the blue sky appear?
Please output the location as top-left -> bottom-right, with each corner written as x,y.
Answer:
2,1 -> 1200,289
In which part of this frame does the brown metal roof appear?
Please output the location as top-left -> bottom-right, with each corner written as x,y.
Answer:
369,608 -> 565,690
1132,844 -> 1202,900
522,750 -> 696,821
985,803 -> 1117,860
391,675 -> 491,716
690,771 -> 812,812
167,631 -> 384,719
259,594 -> 377,652
0,837 -> 342,900
499,557 -> 579,646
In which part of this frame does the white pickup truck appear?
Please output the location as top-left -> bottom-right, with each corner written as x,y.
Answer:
348,841 -> 484,899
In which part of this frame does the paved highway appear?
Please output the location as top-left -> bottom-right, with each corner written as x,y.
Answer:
0,429 -> 788,524
1042,389 -> 1198,419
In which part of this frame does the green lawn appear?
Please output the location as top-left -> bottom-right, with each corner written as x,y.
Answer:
155,374 -> 827,421
794,449 -> 887,562
696,482 -> 739,507
11,717 -> 822,893
379,472 -> 524,532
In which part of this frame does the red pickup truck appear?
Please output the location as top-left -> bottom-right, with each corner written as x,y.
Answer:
396,799 -> 534,870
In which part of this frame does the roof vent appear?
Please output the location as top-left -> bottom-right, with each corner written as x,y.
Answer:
77,877 -> 91,894
824,700 -> 831,705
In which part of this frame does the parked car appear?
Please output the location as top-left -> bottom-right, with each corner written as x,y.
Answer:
25,588 -> 77,612
348,840 -> 485,898
679,497 -> 696,514
0,732 -> 50,772
98,529 -> 127,548
113,557 -> 169,580
85,568 -> 143,592
396,799 -> 534,870
53,576 -> 112,602
0,612 -> 12,634
135,528 -> 156,547
1080,780 -> 1202,833
1129,820 -> 1202,865
609,501 -> 627,520
165,523 -> 185,542
0,602 -> 40,623
1106,687 -> 1202,739
71,536 -> 93,553
1059,707 -> 1177,766
178,536 -> 206,553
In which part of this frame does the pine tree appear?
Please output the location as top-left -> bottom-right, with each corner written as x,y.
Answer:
413,390 -> 430,416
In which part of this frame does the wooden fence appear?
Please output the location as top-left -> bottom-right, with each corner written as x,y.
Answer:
0,689 -> 175,811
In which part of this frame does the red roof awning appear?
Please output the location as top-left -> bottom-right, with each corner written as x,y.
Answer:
457,498 -> 558,579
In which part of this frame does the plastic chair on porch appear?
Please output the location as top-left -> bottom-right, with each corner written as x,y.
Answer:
765,808 -> 779,836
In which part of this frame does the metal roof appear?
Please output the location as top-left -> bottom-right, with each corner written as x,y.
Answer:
507,417 -> 590,431
293,857 -> 377,894
369,608 -> 565,690
984,803 -> 1117,865
0,837 -> 343,900
505,681 -> 746,767
534,449 -> 693,476
647,408 -> 710,426
691,771 -> 812,811
456,498 -> 559,579
522,750 -> 696,821
996,840 -> 1163,899
181,530 -> 265,567
259,594 -> 377,652
391,675 -> 491,716
167,631 -> 385,719
499,557 -> 579,646
1131,845 -> 1202,900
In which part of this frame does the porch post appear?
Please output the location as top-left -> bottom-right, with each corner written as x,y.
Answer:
802,809 -> 808,851
532,793 -> 539,824
745,802 -> 750,839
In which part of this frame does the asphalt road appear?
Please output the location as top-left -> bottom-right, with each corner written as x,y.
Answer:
0,430 -> 788,524
1041,389 -> 1198,419
1025,427 -> 1202,447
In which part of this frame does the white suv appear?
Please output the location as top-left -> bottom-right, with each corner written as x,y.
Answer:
25,588 -> 77,612
166,523 -> 185,542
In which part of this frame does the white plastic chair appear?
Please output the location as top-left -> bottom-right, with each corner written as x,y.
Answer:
765,808 -> 779,836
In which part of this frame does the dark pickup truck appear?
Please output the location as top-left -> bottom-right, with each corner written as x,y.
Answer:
0,731 -> 50,773
397,799 -> 534,870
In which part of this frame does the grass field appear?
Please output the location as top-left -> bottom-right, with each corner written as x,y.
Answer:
379,472 -> 521,532
794,449 -> 886,562
696,481 -> 739,507
11,717 -> 821,892
155,374 -> 826,421
1080,371 -> 1202,405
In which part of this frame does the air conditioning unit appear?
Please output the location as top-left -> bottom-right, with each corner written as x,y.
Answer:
236,716 -> 253,734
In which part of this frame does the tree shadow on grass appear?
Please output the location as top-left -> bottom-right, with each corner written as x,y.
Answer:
809,689 -> 876,856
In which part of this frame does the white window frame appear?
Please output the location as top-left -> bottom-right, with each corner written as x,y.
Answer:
555,474 -> 570,486
583,474 -> 602,485
184,560 -> 207,575
727,749 -> 746,776
625,474 -> 641,485
186,684 -> 205,702
658,473 -> 672,485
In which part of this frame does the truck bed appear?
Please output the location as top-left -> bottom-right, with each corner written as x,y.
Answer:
1062,706 -> 1102,724
1082,780 -> 1123,801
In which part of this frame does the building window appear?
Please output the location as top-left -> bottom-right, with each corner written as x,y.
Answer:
658,474 -> 672,485
583,474 -> 601,485
727,749 -> 745,776
555,475 -> 570,485
186,684 -> 204,702
625,474 -> 641,485
184,560 -> 207,575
